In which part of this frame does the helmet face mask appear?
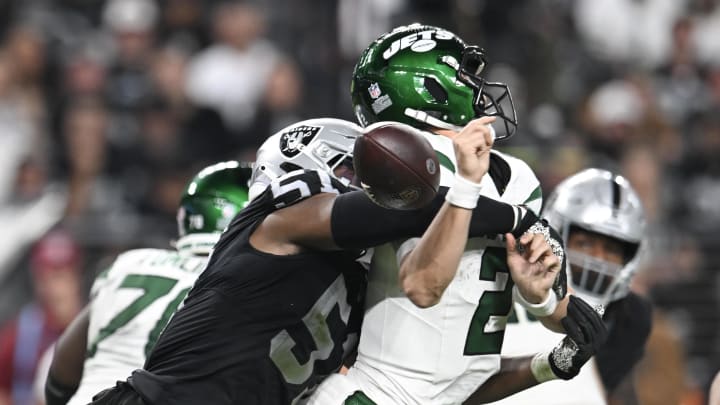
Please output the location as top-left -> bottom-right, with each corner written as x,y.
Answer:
543,168 -> 646,307
249,118 -> 362,201
565,227 -> 639,307
176,161 -> 251,255
351,24 -> 517,139
457,46 -> 517,139
568,250 -> 623,301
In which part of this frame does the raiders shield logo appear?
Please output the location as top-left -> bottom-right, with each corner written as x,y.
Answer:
279,125 -> 322,157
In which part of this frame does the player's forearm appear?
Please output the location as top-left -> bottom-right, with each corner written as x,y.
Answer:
463,356 -> 538,404
330,188 -> 528,250
46,306 -> 89,405
49,306 -> 89,385
537,294 -> 569,333
399,203 -> 471,308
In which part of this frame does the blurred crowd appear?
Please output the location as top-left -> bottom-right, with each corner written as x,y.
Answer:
0,0 -> 718,404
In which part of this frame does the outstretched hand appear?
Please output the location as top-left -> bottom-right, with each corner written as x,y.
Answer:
505,232 -> 561,304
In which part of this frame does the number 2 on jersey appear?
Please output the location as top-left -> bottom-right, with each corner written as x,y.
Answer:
464,247 -> 514,355
87,274 -> 189,357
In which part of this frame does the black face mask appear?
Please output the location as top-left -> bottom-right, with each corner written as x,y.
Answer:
458,46 -> 518,140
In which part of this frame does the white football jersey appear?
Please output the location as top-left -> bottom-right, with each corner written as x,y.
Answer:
311,133 -> 543,405
67,248 -> 208,405
486,303 -> 607,405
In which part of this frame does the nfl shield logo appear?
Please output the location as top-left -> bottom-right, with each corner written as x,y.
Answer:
368,83 -> 382,99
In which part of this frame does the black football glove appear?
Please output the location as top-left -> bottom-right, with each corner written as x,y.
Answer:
548,295 -> 608,380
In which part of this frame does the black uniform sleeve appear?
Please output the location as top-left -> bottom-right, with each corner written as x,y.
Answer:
331,186 -> 537,249
595,292 -> 653,392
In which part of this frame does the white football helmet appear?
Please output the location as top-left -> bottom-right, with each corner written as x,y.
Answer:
543,168 -> 646,307
248,118 -> 363,201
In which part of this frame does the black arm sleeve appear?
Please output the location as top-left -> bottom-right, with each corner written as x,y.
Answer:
331,186 -> 538,249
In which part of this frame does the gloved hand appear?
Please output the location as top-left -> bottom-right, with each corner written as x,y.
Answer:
530,295 -> 607,382
548,295 -> 608,380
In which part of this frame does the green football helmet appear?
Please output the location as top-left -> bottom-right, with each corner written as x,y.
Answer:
351,23 -> 517,139
176,161 -> 251,255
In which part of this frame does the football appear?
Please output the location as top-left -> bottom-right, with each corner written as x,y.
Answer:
353,121 -> 440,210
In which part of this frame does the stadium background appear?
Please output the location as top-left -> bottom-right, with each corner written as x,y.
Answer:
0,0 -> 718,404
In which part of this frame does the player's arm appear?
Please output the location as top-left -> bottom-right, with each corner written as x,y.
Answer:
505,230 -> 569,333
398,201 -> 474,307
464,295 -> 608,404
598,294 -> 652,386
597,293 -> 652,398
45,306 -> 89,405
252,169 -> 538,255
462,356 -> 536,404
398,118 -> 496,307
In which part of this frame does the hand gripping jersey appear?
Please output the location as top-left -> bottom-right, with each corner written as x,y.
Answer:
128,171 -> 367,405
310,133 -> 543,405
486,303 -> 607,405
67,249 -> 209,405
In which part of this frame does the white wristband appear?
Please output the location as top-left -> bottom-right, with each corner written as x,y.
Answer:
512,285 -> 558,317
530,352 -> 559,383
445,174 -> 483,209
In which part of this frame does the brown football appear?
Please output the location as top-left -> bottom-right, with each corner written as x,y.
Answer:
354,121 -> 440,210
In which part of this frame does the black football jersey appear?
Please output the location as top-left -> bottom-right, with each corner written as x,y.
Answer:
595,291 -> 653,392
129,171 -> 367,404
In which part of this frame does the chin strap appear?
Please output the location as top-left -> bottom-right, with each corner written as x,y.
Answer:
175,233 -> 221,256
404,108 -> 464,132
404,108 -> 497,141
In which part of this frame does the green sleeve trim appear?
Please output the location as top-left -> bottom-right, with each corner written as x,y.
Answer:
523,185 -> 542,205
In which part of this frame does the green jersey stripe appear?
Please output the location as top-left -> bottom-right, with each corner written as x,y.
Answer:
524,185 -> 542,204
435,150 -> 455,173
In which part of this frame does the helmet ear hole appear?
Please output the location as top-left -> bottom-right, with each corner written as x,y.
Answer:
424,77 -> 448,104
